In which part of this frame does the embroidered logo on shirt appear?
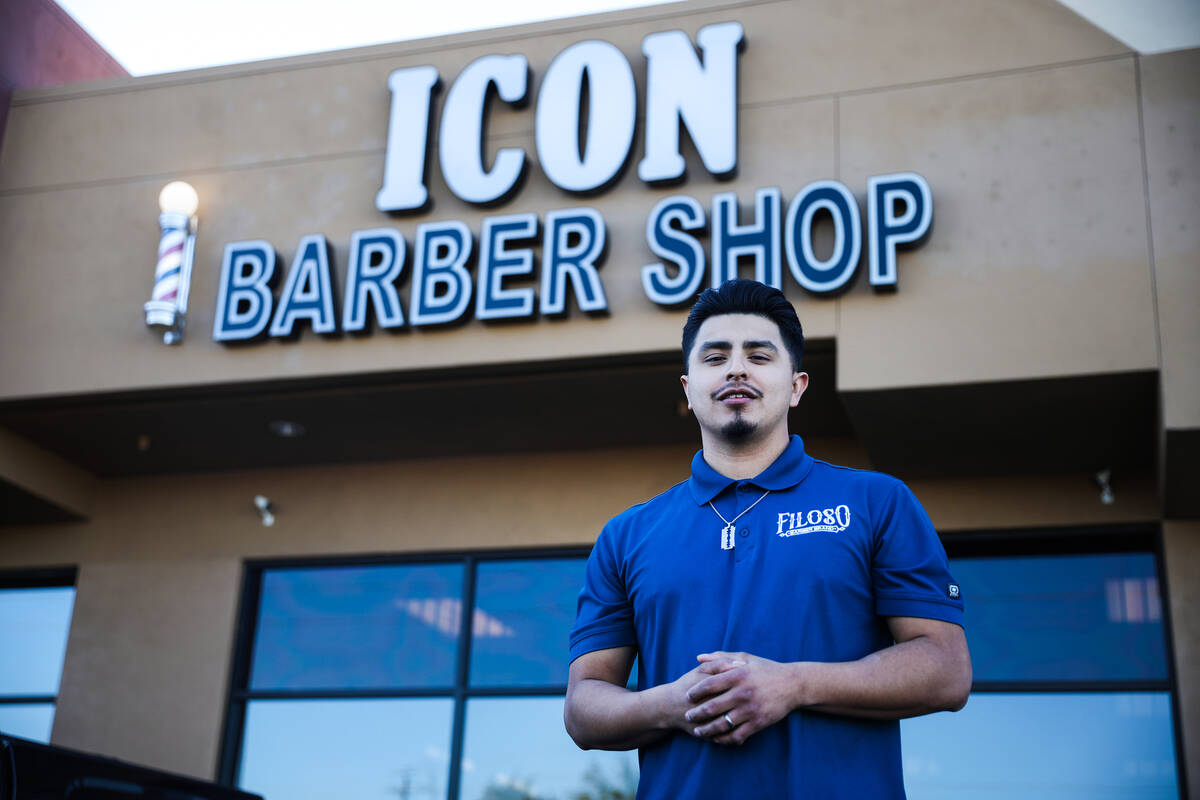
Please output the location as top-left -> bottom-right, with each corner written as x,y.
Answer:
948,584 -> 960,599
776,505 -> 852,537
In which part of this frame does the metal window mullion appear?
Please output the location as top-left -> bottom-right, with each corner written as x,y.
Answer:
229,684 -> 572,702
0,695 -> 56,704
460,685 -> 568,697
217,562 -> 263,787
243,547 -> 589,573
1153,525 -> 1189,800
230,686 -> 459,701
968,680 -> 1172,693
0,567 -> 77,589
447,555 -> 478,800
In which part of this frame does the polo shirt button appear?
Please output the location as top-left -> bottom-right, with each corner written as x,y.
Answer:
739,527 -> 750,538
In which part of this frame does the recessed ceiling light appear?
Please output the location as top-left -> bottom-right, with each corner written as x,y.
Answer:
268,420 -> 306,438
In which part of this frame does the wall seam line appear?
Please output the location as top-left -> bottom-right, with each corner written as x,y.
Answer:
832,93 -> 842,358
0,148 -> 384,198
0,54 -> 1136,199
741,52 -> 1134,112
1133,54 -> 1164,375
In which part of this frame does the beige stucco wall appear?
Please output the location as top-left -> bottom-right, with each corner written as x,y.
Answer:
0,0 -> 1152,402
0,438 -> 1163,779
1141,49 -> 1200,433
52,557 -> 242,778
837,55 -> 1157,390
0,426 -> 95,516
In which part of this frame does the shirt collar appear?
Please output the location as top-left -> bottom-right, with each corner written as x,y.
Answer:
687,435 -> 815,505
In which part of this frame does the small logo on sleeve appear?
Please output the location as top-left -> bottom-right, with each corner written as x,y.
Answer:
948,584 -> 960,599
776,505 -> 852,537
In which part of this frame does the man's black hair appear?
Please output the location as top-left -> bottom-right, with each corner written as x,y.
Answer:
681,279 -> 805,372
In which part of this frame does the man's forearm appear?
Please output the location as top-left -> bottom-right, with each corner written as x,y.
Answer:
795,634 -> 972,720
564,679 -> 680,750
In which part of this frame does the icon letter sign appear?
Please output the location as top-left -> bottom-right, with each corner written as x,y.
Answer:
376,21 -> 745,211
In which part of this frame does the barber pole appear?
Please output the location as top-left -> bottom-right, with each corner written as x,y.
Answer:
144,181 -> 199,344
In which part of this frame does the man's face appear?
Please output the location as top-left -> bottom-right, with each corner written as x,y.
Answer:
680,313 -> 808,446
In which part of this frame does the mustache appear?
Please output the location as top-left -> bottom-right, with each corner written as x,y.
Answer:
711,383 -> 762,400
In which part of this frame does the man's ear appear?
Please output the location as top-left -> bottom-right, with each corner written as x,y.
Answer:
680,374 -> 692,409
790,372 -> 809,407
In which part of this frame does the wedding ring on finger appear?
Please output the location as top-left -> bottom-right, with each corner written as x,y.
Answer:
723,713 -> 735,730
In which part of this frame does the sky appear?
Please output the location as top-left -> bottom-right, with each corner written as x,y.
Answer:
53,0 -> 679,77
53,0 -> 1200,79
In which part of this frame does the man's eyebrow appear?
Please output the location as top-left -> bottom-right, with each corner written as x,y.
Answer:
743,339 -> 779,352
698,339 -> 733,351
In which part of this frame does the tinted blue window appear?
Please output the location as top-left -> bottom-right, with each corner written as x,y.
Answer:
469,559 -> 586,687
459,697 -> 637,800
951,553 -> 1167,682
0,703 -> 56,742
233,548 -> 1180,800
902,692 -> 1179,798
0,586 -> 75,696
0,585 -> 74,745
250,563 -> 463,690
239,698 -> 454,799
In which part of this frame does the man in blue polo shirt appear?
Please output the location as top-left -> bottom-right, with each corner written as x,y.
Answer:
565,279 -> 970,799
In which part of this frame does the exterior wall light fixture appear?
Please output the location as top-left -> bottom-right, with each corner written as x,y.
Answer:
253,495 -> 275,527
1094,468 -> 1115,505
144,181 -> 199,344
267,420 -> 306,438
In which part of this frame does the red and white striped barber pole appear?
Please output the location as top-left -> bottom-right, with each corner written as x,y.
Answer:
143,181 -> 199,344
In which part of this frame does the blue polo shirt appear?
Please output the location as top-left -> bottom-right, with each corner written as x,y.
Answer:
569,435 -> 963,800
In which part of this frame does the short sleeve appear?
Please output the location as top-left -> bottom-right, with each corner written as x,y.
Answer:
568,522 -> 638,662
871,481 -> 964,626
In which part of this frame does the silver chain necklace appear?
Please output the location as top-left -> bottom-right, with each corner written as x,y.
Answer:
708,490 -> 771,550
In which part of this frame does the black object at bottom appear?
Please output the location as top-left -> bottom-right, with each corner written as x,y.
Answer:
0,734 -> 262,800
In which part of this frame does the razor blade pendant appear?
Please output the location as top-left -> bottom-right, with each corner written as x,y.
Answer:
721,523 -> 736,550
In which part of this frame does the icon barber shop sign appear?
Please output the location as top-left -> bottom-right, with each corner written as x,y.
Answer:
212,21 -> 932,343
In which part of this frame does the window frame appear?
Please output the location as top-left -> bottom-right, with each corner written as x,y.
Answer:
217,526 -> 1189,800
940,523 -> 1188,798
0,566 -> 77,739
216,547 -> 590,796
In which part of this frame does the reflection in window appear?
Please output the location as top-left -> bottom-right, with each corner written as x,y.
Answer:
460,697 -> 637,800
902,693 -> 1179,799
0,584 -> 75,744
470,560 -> 587,687
229,547 -> 1182,800
952,553 -> 1167,682
230,556 -> 593,797
1104,577 -> 1161,623
900,550 -> 1181,798
402,597 -> 516,638
239,698 -> 454,800
250,563 -> 463,690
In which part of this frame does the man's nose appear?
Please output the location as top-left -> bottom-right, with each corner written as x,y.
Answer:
726,355 -> 748,378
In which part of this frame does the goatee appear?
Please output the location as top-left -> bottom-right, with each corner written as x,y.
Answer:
721,417 -> 756,441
